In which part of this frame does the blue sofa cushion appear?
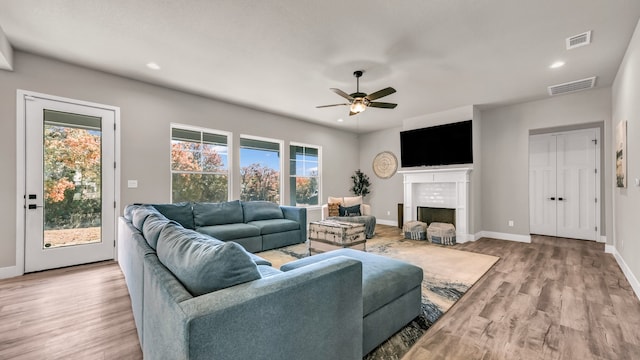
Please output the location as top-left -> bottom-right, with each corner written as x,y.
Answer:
281,249 -> 423,316
157,223 -> 261,296
131,205 -> 162,230
242,201 -> 284,222
248,253 -> 272,267
247,219 -> 300,235
142,214 -> 173,250
257,265 -> 282,278
197,223 -> 260,240
193,200 -> 244,226
152,202 -> 195,230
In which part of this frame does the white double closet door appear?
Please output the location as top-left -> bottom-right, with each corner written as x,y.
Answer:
529,128 -> 600,241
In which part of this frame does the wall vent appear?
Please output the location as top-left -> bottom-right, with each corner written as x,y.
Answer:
548,77 -> 597,96
566,31 -> 592,50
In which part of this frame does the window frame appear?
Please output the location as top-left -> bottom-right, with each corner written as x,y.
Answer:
289,142 -> 322,208
239,134 -> 284,204
170,123 -> 232,202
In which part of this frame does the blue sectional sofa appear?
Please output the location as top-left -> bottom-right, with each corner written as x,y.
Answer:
118,203 -> 364,360
145,200 -> 306,253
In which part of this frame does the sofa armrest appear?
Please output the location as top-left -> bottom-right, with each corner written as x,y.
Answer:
281,205 -> 307,243
321,204 -> 329,220
144,255 -> 363,360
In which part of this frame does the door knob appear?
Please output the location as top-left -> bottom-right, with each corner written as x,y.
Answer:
558,197 -> 565,201
548,197 -> 556,200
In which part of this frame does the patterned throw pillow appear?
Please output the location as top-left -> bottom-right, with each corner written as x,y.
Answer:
339,204 -> 361,217
328,202 -> 340,217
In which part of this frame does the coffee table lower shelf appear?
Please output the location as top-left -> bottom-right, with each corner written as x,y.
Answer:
309,238 -> 367,254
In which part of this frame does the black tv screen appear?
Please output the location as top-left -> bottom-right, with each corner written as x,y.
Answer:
400,120 -> 473,167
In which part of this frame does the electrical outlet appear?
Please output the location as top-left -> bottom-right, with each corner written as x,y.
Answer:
127,180 -> 138,188
508,220 -> 514,227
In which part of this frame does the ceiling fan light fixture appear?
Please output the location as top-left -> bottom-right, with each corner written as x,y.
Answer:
350,98 -> 367,113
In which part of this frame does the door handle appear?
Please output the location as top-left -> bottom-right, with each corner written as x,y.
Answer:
548,197 -> 556,200
558,197 -> 565,201
27,204 -> 43,210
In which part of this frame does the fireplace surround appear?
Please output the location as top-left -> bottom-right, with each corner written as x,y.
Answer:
399,167 -> 472,242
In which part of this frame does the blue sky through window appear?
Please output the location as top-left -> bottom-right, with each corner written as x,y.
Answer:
240,148 -> 280,169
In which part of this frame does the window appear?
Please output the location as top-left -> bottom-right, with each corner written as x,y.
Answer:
289,144 -> 320,206
171,126 -> 229,202
240,136 -> 281,203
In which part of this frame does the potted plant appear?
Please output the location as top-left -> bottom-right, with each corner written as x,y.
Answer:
350,169 -> 371,198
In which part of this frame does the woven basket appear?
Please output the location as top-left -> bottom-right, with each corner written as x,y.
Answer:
403,221 -> 427,240
427,222 -> 456,245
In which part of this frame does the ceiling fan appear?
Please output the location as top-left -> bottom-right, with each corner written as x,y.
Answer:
316,70 -> 397,116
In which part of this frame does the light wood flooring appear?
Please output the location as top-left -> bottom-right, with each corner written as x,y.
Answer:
1,226 -> 639,360
403,231 -> 640,360
0,261 -> 142,359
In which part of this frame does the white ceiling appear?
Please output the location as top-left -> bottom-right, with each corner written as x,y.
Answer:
1,0 -> 639,133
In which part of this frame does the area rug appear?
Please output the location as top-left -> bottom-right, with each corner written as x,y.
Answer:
259,226 -> 499,359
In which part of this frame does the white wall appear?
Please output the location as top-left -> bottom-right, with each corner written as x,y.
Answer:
611,18 -> 640,291
358,126 -> 404,226
358,105 -> 480,231
480,87 -> 612,241
0,51 -> 359,270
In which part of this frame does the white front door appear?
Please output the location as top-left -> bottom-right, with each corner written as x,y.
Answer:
23,93 -> 117,272
528,128 -> 599,241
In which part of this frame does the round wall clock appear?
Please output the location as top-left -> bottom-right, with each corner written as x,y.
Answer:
372,151 -> 398,179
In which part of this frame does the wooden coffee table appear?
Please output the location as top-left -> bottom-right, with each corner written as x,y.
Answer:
308,220 -> 366,255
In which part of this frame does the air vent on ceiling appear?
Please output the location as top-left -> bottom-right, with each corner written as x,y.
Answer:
566,31 -> 592,50
548,77 -> 597,96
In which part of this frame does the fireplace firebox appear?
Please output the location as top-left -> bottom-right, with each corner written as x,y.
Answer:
417,207 -> 456,227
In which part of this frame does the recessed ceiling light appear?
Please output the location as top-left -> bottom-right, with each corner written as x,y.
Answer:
550,61 -> 565,69
146,62 -> 161,70
337,118 -> 344,123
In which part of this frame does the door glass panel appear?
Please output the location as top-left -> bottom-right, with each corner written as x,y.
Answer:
43,110 -> 102,249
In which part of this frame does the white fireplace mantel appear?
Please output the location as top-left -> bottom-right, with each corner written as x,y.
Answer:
398,167 -> 472,242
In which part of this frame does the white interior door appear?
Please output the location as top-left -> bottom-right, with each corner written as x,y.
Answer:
24,94 -> 116,272
529,134 -> 557,236
556,129 -> 598,240
528,128 -> 599,241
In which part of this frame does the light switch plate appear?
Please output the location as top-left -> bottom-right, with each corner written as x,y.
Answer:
127,180 -> 138,188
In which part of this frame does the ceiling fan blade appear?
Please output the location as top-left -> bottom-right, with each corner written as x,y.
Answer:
366,87 -> 396,101
368,102 -> 397,109
316,103 -> 349,108
331,88 -> 354,101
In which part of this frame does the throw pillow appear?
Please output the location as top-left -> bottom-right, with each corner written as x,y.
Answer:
328,202 -> 340,217
339,204 -> 361,217
343,196 -> 363,207
327,196 -> 344,205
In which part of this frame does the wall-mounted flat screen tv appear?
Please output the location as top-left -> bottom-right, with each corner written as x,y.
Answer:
400,120 -> 473,167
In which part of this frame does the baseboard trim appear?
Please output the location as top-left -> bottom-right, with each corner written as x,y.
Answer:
475,231 -> 532,243
0,265 -> 21,280
606,245 -> 640,301
598,235 -> 607,243
377,219 -> 397,227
